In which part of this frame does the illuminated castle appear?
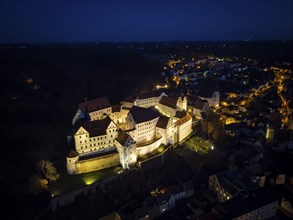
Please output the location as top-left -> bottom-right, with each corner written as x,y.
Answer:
67,92 -> 192,174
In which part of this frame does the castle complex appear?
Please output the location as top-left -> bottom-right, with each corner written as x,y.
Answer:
67,90 -> 219,174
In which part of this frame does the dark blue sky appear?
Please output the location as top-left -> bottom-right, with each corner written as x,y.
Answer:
0,0 -> 292,43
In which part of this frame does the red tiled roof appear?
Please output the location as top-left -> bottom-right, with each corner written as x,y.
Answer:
79,97 -> 111,113
176,113 -> 192,126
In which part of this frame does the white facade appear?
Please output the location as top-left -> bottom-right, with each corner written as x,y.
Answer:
116,134 -> 137,169
89,107 -> 112,121
74,120 -> 118,155
135,118 -> 159,145
134,96 -> 158,108
177,96 -> 187,110
190,101 -> 209,120
210,91 -> 220,108
157,103 -> 176,117
176,115 -> 193,143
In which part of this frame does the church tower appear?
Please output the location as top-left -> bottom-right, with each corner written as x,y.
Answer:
211,83 -> 220,108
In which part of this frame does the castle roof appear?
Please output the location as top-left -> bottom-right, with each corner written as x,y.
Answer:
112,104 -> 121,113
79,97 -> 111,113
129,106 -> 160,124
75,116 -> 113,137
156,116 -> 170,129
174,110 -> 187,119
116,131 -> 132,146
159,96 -> 177,109
137,91 -> 157,100
67,150 -> 79,158
175,113 -> 192,126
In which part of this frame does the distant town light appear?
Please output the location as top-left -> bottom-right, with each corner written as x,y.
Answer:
211,146 -> 214,150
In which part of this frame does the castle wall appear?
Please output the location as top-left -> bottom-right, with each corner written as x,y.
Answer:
138,144 -> 172,172
74,153 -> 120,174
136,137 -> 162,157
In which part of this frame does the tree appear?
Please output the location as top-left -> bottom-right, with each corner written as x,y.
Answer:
39,160 -> 60,185
28,175 -> 49,195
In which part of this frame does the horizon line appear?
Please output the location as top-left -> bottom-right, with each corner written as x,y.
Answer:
1,39 -> 292,45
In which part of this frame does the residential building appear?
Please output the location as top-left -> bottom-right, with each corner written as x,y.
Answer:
212,189 -> 278,220
209,169 -> 259,202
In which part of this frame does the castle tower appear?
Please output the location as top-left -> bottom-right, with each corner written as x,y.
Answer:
211,83 -> 220,108
66,150 -> 79,174
177,96 -> 187,110
211,91 -> 220,108
182,96 -> 187,110
116,132 -> 137,169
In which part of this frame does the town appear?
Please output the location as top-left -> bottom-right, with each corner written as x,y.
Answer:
47,52 -> 293,220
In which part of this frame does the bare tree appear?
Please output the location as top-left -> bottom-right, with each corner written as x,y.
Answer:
39,160 -> 60,183
28,175 -> 49,195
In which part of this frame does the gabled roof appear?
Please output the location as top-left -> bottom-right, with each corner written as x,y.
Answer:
159,96 -> 177,109
156,116 -> 170,129
116,131 -> 132,146
137,91 -> 157,100
75,116 -> 113,137
176,113 -> 192,126
129,106 -> 160,124
215,169 -> 259,196
79,97 -> 111,113
67,150 -> 79,158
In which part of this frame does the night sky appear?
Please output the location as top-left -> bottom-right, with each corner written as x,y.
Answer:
0,0 -> 292,43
